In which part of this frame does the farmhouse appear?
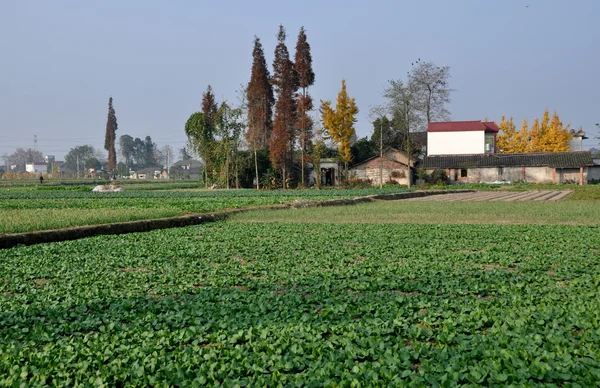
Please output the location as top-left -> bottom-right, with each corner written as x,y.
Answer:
25,162 -> 47,175
427,120 -> 499,156
422,120 -> 599,184
349,149 -> 414,186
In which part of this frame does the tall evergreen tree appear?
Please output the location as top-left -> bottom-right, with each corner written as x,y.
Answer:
294,26 -> 315,186
202,85 -> 219,132
270,25 -> 298,186
198,85 -> 218,186
144,136 -> 157,166
104,97 -> 118,173
246,36 -> 274,189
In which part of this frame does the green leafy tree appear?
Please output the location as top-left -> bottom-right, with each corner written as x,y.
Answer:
119,135 -> 134,166
64,145 -> 96,177
184,112 -> 212,187
351,137 -> 377,165
104,97 -> 118,173
215,102 -> 245,188
144,136 -> 157,166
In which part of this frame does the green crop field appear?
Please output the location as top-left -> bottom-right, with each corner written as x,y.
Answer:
232,200 -> 600,226
0,186 -> 408,234
1,221 -> 599,386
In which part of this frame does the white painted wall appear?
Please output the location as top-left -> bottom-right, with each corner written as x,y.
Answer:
427,131 -> 485,155
25,163 -> 47,174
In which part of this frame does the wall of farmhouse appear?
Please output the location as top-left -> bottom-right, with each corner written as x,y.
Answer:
558,168 -> 583,184
350,158 -> 409,186
427,131 -> 485,156
429,166 -> 561,184
587,166 -> 600,182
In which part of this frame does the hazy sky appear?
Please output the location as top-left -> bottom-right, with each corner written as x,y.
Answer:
2,0 -> 599,160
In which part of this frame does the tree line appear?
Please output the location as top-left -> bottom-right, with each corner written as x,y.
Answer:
496,109 -> 573,153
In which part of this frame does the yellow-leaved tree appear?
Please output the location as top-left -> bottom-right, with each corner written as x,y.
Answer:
527,118 -> 541,152
513,120 -> 530,153
497,109 -> 572,153
541,111 -> 571,152
320,79 -> 359,179
496,116 -> 517,152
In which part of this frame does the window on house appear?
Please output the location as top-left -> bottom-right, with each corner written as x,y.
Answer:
460,169 -> 468,178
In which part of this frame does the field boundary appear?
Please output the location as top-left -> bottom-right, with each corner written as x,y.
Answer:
0,190 -> 473,249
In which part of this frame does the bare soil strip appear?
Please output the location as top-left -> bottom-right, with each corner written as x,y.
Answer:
405,190 -> 572,202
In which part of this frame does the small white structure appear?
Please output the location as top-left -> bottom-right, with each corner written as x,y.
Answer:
427,121 -> 499,156
25,162 -> 47,174
92,185 -> 124,192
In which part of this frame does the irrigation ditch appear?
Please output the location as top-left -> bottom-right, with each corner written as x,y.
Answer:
0,190 -> 474,249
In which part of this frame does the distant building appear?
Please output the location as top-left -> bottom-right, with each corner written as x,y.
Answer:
349,149 -> 414,186
427,121 -> 499,156
25,162 -> 48,174
568,129 -> 588,152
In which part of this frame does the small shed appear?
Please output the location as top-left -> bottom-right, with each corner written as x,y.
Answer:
349,149 -> 414,186
308,158 -> 342,186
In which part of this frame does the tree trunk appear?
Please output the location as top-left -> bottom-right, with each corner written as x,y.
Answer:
254,149 -> 259,190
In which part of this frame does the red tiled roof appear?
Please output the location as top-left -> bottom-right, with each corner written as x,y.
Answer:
482,121 -> 500,132
428,121 -> 499,133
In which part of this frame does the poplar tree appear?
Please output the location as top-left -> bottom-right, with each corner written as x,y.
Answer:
246,36 -> 274,189
320,79 -> 359,179
104,97 -> 118,173
294,26 -> 315,186
270,25 -> 298,186
201,85 -> 218,185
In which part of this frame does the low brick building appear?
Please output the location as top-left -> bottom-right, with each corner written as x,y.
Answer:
349,149 -> 414,186
422,151 -> 596,184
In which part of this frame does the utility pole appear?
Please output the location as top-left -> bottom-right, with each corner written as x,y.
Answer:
76,155 -> 80,179
379,119 -> 383,189
166,149 -> 170,176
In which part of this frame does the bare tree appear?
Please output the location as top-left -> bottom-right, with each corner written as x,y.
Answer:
411,60 -> 452,125
382,77 -> 420,189
160,145 -> 174,174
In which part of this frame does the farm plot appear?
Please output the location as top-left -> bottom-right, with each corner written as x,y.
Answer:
0,186 -> 408,234
1,222 -> 599,385
405,190 -> 572,202
231,200 -> 600,225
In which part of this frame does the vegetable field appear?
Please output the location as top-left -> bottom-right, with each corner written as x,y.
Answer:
0,186 -> 407,234
1,222 -> 599,385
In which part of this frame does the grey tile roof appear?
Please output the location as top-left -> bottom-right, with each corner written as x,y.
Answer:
422,152 -> 594,169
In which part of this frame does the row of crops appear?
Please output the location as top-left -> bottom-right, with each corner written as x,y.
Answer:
1,222 -> 599,385
0,186 -> 409,233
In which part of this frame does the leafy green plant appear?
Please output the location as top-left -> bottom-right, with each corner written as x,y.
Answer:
1,222 -> 599,385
